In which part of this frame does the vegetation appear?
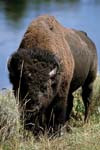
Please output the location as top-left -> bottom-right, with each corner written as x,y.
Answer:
0,76 -> 100,150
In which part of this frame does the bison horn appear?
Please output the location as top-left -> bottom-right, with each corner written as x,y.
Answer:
49,67 -> 57,78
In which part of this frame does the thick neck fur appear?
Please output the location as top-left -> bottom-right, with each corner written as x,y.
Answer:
8,47 -> 63,102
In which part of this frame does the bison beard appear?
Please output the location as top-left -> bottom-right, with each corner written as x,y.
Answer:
7,15 -> 97,136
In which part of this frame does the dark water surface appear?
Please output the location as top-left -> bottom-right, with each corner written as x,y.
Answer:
0,0 -> 100,89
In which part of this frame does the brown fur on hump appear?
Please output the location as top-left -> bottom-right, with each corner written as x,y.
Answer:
19,15 -> 75,82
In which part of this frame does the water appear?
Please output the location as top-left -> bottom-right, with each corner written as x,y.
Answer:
0,0 -> 100,89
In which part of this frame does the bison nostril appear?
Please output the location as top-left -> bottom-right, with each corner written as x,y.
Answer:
35,106 -> 39,112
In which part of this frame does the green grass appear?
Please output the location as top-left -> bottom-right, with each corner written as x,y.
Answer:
0,76 -> 100,150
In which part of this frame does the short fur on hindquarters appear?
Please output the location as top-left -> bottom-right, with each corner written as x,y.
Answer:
8,15 -> 97,136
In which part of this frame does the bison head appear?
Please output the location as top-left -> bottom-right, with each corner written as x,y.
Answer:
8,48 -> 62,114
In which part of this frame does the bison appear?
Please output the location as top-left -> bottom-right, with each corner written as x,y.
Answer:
8,15 -> 97,135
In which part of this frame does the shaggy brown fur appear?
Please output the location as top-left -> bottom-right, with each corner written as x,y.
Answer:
8,15 -> 97,136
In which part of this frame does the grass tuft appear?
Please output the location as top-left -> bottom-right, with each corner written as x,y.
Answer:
0,76 -> 100,150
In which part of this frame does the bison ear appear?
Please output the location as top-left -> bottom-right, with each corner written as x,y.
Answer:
49,67 -> 57,78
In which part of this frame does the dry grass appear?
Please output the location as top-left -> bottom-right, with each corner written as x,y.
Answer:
0,76 -> 100,150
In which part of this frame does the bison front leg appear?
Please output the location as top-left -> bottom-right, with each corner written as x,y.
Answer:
82,81 -> 94,123
51,96 -> 67,135
66,92 -> 74,121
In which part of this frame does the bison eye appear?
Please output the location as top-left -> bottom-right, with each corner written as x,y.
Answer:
42,86 -> 47,91
40,85 -> 47,92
